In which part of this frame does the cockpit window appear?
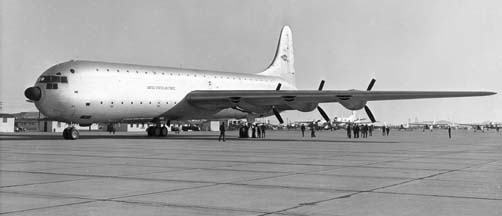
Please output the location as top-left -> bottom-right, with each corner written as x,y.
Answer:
38,76 -> 67,83
46,83 -> 58,89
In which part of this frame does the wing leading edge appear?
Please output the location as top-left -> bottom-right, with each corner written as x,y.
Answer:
186,90 -> 495,106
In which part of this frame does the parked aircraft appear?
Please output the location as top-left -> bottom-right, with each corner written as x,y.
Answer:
24,26 -> 496,139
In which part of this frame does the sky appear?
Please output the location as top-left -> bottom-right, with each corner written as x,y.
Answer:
1,0 -> 501,124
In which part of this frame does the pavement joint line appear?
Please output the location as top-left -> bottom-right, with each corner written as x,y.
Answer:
109,199 -> 268,214
0,177 -> 95,189
372,191 -> 502,201
0,200 -> 95,215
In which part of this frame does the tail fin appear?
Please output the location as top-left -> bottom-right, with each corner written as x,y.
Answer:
259,26 -> 295,86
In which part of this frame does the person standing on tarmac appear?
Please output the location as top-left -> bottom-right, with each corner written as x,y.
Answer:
256,124 -> 261,138
260,124 -> 266,138
301,124 -> 306,137
347,124 -> 352,138
448,126 -> 452,139
218,122 -> 226,142
310,123 -> 316,138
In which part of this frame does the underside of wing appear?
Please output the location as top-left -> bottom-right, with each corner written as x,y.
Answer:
160,89 -> 495,120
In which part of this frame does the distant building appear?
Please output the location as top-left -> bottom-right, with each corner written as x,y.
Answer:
0,113 -> 15,132
12,112 -> 98,132
127,122 -> 152,132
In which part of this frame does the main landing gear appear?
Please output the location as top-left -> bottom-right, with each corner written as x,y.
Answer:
63,127 -> 79,140
146,125 -> 168,137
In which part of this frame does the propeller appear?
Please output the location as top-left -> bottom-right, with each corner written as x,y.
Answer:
273,83 -> 284,124
272,108 -> 284,124
364,79 -> 377,123
367,78 -> 376,91
317,80 -> 331,123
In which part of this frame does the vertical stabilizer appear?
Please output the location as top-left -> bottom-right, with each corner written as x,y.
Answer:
259,26 -> 295,86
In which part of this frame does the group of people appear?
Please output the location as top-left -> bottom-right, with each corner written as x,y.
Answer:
300,123 -> 317,138
219,122 -> 267,141
346,124 -> 373,138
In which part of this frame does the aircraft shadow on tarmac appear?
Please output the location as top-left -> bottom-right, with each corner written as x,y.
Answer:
0,133 -> 399,143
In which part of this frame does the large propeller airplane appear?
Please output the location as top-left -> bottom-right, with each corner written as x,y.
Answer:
24,26 -> 496,139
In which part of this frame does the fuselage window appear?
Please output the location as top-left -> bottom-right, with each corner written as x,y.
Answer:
127,70 -> 129,73
70,69 -> 75,73
96,69 -> 99,71
61,77 -> 68,83
107,69 -> 109,71
85,102 -> 90,106
140,102 -> 143,104
117,70 -> 119,72
149,101 -> 151,104
111,102 -> 114,104
46,83 -> 58,89
121,102 -> 124,104
131,102 -> 134,104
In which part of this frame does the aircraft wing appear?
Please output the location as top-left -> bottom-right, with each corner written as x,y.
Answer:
161,89 -> 494,120
185,90 -> 494,107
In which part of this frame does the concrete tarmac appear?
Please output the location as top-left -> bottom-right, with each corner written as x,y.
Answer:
1,129 -> 501,215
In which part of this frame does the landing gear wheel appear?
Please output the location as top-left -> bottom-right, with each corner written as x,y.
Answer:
161,126 -> 168,137
63,128 -> 70,139
154,126 -> 161,136
147,126 -> 154,136
69,128 -> 79,140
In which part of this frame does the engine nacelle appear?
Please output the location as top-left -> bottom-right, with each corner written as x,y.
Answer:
287,102 -> 318,112
340,100 -> 367,110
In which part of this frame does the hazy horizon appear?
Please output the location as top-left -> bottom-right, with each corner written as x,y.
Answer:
1,0 -> 501,124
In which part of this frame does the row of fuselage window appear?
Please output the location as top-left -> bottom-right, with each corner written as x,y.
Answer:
94,68 -> 274,82
86,101 -> 178,106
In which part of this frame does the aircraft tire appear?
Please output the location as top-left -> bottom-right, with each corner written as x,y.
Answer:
147,126 -> 154,136
62,128 -> 70,139
161,126 -> 168,137
154,127 -> 161,136
69,128 -> 79,140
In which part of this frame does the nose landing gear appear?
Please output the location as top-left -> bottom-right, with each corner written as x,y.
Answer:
63,127 -> 79,140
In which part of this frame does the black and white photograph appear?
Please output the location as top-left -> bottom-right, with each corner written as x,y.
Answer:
1,0 -> 501,215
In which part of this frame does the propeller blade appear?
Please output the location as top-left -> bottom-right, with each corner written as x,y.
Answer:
272,107 -> 284,124
276,83 -> 282,91
367,79 -> 376,91
364,105 -> 376,123
318,80 -> 325,91
317,106 -> 330,122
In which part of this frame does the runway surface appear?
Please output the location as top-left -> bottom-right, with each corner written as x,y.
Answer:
1,129 -> 501,215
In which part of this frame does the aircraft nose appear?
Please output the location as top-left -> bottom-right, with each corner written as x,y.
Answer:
24,86 -> 41,101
